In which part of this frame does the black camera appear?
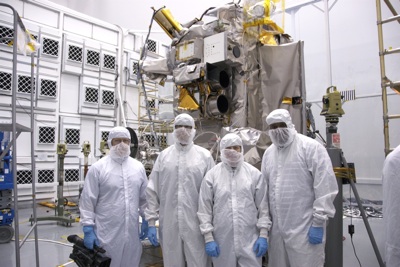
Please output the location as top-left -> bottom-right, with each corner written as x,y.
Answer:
67,234 -> 111,267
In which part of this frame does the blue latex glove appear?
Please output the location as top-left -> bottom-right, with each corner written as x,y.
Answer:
139,219 -> 149,240
148,226 -> 159,246
253,237 -> 268,257
83,225 -> 99,250
205,241 -> 220,257
308,226 -> 324,244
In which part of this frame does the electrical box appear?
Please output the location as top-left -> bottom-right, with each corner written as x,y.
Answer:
176,38 -> 203,62
204,32 -> 227,64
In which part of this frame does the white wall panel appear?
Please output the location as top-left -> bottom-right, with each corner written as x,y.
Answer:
24,2 -> 59,28
80,118 -> 96,159
93,25 -> 118,46
63,15 -> 92,38
99,72 -> 115,81
0,0 -> 23,15
59,74 -> 80,113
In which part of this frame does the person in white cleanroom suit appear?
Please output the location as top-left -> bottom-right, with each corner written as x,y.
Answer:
261,109 -> 338,267
80,126 -> 148,267
383,144 -> 400,267
198,133 -> 271,267
145,113 -> 215,267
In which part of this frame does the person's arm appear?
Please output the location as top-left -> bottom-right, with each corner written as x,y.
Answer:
145,157 -> 161,227
79,164 -> 100,226
79,163 -> 101,249
309,143 -> 339,227
197,172 -> 215,243
198,171 -> 221,257
254,170 -> 272,238
138,165 -> 148,219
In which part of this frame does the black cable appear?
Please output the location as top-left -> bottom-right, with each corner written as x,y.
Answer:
350,236 -> 362,267
349,184 -> 362,267
199,7 -> 216,21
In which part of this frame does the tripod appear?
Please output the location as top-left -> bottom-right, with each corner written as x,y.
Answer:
324,118 -> 384,267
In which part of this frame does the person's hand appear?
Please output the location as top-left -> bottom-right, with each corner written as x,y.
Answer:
83,225 -> 99,250
253,237 -> 268,257
308,226 -> 324,244
139,219 -> 149,240
205,241 -> 220,257
148,226 -> 159,246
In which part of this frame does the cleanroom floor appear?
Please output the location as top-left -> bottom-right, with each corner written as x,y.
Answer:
0,183 -> 385,267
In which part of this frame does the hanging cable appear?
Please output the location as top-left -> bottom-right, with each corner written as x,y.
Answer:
137,7 -> 165,149
348,184 -> 362,267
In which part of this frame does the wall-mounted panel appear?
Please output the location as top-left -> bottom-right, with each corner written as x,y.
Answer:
79,82 -> 100,115
24,2 -> 59,28
101,48 -> 117,73
35,114 -> 57,152
99,72 -> 116,82
84,47 -> 101,71
60,116 -> 81,157
59,73 -> 80,113
93,25 -> 118,46
0,69 -> 12,94
36,75 -> 59,110
16,73 -> 36,95
40,35 -> 61,60
124,33 -> 135,51
38,76 -> 58,99
62,36 -> 84,74
100,87 -> 115,108
64,15 -> 92,38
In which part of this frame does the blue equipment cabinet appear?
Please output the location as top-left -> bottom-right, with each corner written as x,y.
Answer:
0,131 -> 15,243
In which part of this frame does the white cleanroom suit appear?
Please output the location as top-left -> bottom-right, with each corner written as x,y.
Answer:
261,109 -> 338,267
80,127 -> 148,267
145,113 -> 215,267
383,144 -> 400,267
198,133 -> 272,267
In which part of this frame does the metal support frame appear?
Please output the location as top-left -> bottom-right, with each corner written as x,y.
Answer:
0,3 -> 39,266
376,0 -> 400,155
29,143 -> 75,226
324,122 -> 384,267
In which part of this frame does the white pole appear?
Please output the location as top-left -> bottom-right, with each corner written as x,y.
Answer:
324,0 -> 333,86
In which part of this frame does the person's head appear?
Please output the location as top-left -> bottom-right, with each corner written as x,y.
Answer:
107,126 -> 131,159
266,109 -> 297,148
220,133 -> 244,168
173,113 -> 196,145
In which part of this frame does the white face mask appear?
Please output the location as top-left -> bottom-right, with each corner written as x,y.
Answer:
268,128 -> 291,147
110,142 -> 130,158
174,127 -> 194,145
221,149 -> 244,168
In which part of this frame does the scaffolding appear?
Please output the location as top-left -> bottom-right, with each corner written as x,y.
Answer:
137,81 -> 174,149
0,3 -> 39,266
375,0 -> 400,155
